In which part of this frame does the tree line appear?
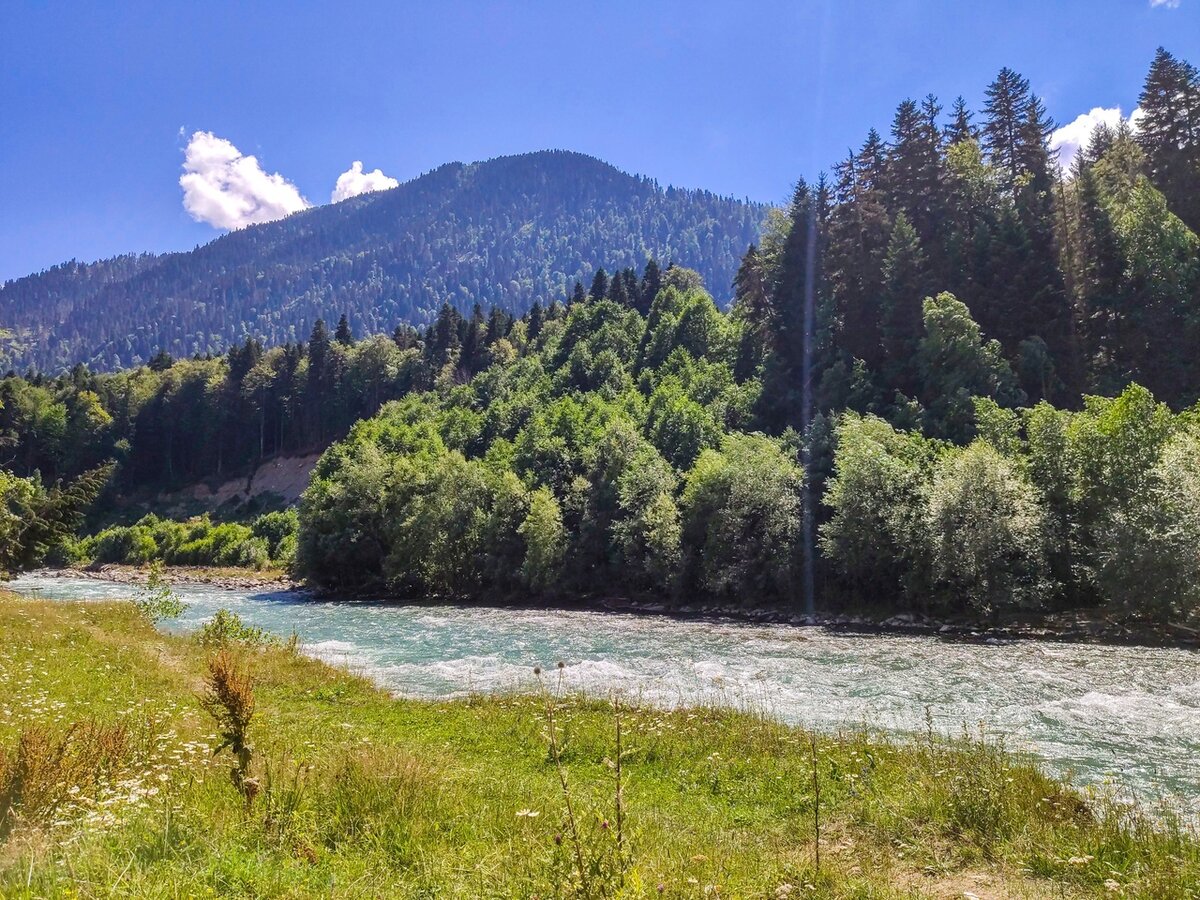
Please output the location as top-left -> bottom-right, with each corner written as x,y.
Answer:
0,263 -> 666,490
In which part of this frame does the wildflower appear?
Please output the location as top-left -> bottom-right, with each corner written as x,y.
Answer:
516,809 -> 539,818
1104,880 -> 1122,893
657,884 -> 665,894
554,833 -> 563,845
1068,855 -> 1095,866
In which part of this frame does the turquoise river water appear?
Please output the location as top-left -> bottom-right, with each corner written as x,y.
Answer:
7,572 -> 1200,808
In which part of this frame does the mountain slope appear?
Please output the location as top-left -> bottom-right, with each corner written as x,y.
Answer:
0,151 -> 765,373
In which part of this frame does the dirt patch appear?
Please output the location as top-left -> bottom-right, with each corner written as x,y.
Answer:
186,453 -> 320,508
894,867 -> 1086,899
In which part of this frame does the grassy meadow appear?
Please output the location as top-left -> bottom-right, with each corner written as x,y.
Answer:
0,590 -> 1197,898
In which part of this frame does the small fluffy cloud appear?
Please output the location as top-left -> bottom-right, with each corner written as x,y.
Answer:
331,161 -> 400,202
180,131 -> 310,230
1050,107 -> 1141,169
1150,0 -> 1180,8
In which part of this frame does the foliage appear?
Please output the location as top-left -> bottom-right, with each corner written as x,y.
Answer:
822,384 -> 1200,622
297,278 -> 805,606
924,442 -> 1048,615
679,433 -> 804,602
130,561 -> 186,624
80,511 -> 297,571
0,462 -> 114,576
195,608 -> 275,649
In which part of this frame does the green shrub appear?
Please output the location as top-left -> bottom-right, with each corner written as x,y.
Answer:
194,608 -> 273,649
251,509 -> 299,559
130,562 -> 186,624
231,536 -> 271,570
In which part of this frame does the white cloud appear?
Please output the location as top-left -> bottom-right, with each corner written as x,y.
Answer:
1150,0 -> 1180,8
179,131 -> 310,230
331,161 -> 399,202
1050,107 -> 1141,169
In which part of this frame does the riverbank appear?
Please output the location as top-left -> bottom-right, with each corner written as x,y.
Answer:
51,563 -> 298,592
41,564 -> 1200,649
1,589 -> 1196,897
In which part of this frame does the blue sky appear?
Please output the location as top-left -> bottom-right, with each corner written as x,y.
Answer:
1,0 -> 1197,282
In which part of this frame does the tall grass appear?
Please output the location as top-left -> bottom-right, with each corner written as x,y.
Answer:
1,592 -> 1199,897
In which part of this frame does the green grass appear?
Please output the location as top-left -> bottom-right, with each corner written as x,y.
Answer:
0,591 -> 1197,898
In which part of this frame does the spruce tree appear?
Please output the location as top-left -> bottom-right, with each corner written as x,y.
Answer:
608,271 -> 629,306
826,150 -> 889,370
640,259 -> 663,312
732,244 -> 772,379
307,319 -> 331,378
590,268 -> 609,301
485,306 -> 511,345
763,179 -> 827,428
392,324 -> 417,351
945,96 -> 977,145
307,319 -> 334,442
571,281 -> 587,305
879,213 -> 928,395
983,67 -> 1033,193
461,304 -> 487,374
527,300 -> 545,339
886,97 -> 944,257
428,304 -> 461,369
1137,47 -> 1200,231
621,267 -> 640,308
857,129 -> 888,189
1073,164 -> 1126,390
335,314 -> 354,346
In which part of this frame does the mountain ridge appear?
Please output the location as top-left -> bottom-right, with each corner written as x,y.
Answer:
0,150 -> 766,373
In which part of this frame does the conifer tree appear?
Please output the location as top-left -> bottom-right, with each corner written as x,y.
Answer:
764,179 -> 827,428
621,267 -> 640,308
640,259 -> 663,313
335,314 -> 354,346
879,213 -> 928,394
1072,163 -> 1126,390
590,268 -> 609,301
527,300 -> 545,339
983,67 -> 1034,193
485,306 -> 511,345
461,304 -> 487,374
732,244 -> 772,379
826,150 -> 889,369
608,271 -> 629,306
428,304 -> 461,369
1137,47 -> 1200,231
571,281 -> 587,305
392,324 -> 417,351
857,129 -> 888,189
945,96 -> 977,145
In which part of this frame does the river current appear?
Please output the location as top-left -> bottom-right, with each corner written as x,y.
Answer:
8,572 -> 1199,807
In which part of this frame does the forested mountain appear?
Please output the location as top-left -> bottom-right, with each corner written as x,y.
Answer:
0,151 -> 764,374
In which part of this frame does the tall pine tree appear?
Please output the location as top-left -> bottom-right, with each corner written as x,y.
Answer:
1137,47 -> 1200,231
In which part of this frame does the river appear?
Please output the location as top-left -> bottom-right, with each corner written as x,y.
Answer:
8,572 -> 1200,808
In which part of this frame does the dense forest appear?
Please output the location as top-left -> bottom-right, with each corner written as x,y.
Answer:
0,151 -> 763,374
4,49 -> 1200,625
0,271 -> 672,489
